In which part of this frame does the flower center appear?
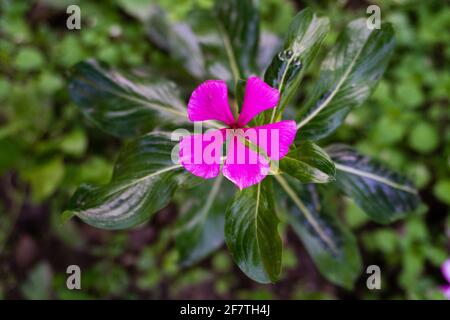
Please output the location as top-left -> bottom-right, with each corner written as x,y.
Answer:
229,123 -> 241,130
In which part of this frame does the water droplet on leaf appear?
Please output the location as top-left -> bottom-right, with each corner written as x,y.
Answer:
293,57 -> 302,67
285,49 -> 293,58
278,49 -> 293,61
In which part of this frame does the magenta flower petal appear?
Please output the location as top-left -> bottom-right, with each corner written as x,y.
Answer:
442,259 -> 450,284
222,133 -> 270,190
237,76 -> 280,126
243,120 -> 297,160
441,285 -> 450,300
187,80 -> 236,126
182,77 -> 295,189
179,129 -> 226,179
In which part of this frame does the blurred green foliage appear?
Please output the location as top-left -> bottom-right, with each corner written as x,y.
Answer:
0,0 -> 448,299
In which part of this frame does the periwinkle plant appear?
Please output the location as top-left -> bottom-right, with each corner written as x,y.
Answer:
64,1 -> 421,288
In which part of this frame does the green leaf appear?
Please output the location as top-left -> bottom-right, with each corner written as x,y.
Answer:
14,47 -> 44,71
22,157 -> 65,203
57,128 -> 87,157
279,140 -> 335,183
433,179 -> 450,206
214,0 -> 260,81
225,180 -> 282,283
175,176 -> 232,267
68,60 -> 188,138
263,8 -> 329,122
408,121 -> 439,154
21,262 -> 53,300
275,175 -> 362,289
296,19 -> 396,140
327,144 -> 420,224
235,79 -> 247,110
64,133 -> 184,229
0,138 -> 23,175
147,6 -> 206,78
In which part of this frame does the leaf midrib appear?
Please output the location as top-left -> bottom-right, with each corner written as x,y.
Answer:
92,163 -> 183,203
217,22 -> 240,83
296,34 -> 367,130
282,155 -> 332,182
269,57 -> 292,123
275,175 -> 338,254
177,175 -> 223,232
78,75 -> 225,129
334,163 -> 417,194
254,183 -> 266,279
78,75 -> 188,118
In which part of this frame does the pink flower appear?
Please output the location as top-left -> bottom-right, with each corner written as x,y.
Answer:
179,76 -> 297,190
441,259 -> 450,299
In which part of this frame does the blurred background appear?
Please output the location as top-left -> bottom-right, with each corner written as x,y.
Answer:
0,0 -> 449,299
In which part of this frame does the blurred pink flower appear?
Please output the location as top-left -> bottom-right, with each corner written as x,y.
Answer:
179,76 -> 297,189
441,259 -> 450,299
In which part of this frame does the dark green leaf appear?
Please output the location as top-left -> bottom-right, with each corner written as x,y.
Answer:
327,144 -> 420,224
68,60 -> 188,138
235,79 -> 246,110
225,180 -> 282,283
296,19 -> 396,140
214,0 -> 260,80
263,8 -> 329,122
175,176 -> 232,267
275,176 -> 362,289
147,6 -> 206,78
64,133 -> 184,229
0,138 -> 23,175
279,140 -> 335,183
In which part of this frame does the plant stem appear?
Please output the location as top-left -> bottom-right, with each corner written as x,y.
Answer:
217,22 -> 240,84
